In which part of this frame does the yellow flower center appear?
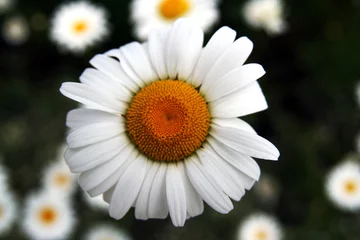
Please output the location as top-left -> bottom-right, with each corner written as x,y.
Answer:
344,180 -> 357,194
255,229 -> 268,240
53,172 -> 70,188
158,0 -> 190,20
38,206 -> 58,225
126,80 -> 210,162
72,20 -> 88,34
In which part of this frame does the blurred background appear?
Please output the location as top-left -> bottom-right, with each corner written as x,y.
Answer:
1,0 -> 360,239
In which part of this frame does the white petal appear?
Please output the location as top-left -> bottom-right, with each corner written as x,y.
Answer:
60,82 -> 127,114
80,68 -> 131,102
148,29 -> 168,80
179,163 -> 204,217
165,19 -> 192,79
105,48 -> 145,89
177,27 -> 204,81
66,108 -> 122,129
197,146 -> 245,201
200,37 -> 253,95
109,155 -> 148,220
135,161 -> 160,220
87,148 -> 137,197
89,54 -> 139,92
209,82 -> 268,118
185,155 -> 233,214
207,136 -> 261,180
119,42 -> 158,84
166,163 -> 187,227
65,134 -> 129,173
202,143 -> 255,191
78,144 -> 133,191
66,122 -> 125,148
103,185 -> 116,203
210,124 -> 279,160
148,163 -> 168,219
189,27 -> 237,87
205,64 -> 265,102
211,118 -> 257,134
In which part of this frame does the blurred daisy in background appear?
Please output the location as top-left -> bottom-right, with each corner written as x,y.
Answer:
0,0 -> 14,14
41,160 -> 77,197
0,187 -> 17,235
85,225 -> 131,240
60,19 -> 279,227
130,0 -> 219,40
242,0 -> 287,35
325,160 -> 360,211
50,1 -> 109,53
83,192 -> 108,211
253,174 -> 280,205
237,213 -> 283,240
22,191 -> 76,240
2,15 -> 30,45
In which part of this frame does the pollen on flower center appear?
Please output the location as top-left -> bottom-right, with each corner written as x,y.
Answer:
158,0 -> 190,20
255,229 -> 268,240
72,20 -> 88,34
126,80 -> 210,162
344,180 -> 357,194
38,206 -> 58,225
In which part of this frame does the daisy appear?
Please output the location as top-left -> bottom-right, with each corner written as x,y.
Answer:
130,0 -> 219,40
242,0 -> 286,35
85,225 -> 131,240
0,191 -> 17,235
2,15 -> 30,45
325,160 -> 360,211
41,160 -> 77,197
22,191 -> 76,240
83,192 -> 108,211
237,213 -> 282,240
50,1 -> 109,53
60,19 -> 279,227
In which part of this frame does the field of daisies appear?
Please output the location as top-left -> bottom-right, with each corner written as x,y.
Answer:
1,0 -> 360,239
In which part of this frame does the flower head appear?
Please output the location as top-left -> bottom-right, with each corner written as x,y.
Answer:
325,160 -> 360,211
130,0 -> 219,40
42,160 -> 77,197
50,1 -> 109,53
242,0 -> 286,35
2,15 -> 30,45
60,19 -> 279,227
237,213 -> 283,240
22,191 -> 76,240
85,225 -> 131,240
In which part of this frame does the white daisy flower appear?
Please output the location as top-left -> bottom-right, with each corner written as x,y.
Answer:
130,0 -> 219,40
237,213 -> 282,240
242,0 -> 286,35
85,225 -> 131,240
0,165 -> 8,193
83,192 -> 108,211
2,15 -> 30,45
42,160 -> 77,197
0,191 -> 17,235
60,19 -> 280,227
325,160 -> 360,211
22,192 -> 76,240
50,1 -> 109,53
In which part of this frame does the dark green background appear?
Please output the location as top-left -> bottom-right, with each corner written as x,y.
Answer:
1,0 -> 360,239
